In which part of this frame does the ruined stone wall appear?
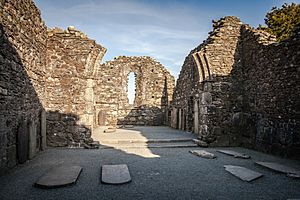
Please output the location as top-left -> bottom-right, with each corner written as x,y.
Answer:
0,0 -> 47,173
171,17 -> 242,145
94,56 -> 174,126
45,28 -> 174,146
172,15 -> 299,156
45,27 -> 106,146
230,25 -> 300,156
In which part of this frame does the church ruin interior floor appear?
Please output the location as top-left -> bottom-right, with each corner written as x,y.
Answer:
92,126 -> 198,158
0,126 -> 299,200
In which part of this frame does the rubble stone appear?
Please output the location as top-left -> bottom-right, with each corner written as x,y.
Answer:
171,16 -> 300,157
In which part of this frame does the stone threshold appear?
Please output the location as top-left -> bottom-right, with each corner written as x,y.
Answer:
99,138 -> 194,144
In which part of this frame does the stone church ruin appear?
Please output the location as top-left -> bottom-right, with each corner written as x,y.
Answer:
0,0 -> 299,174
171,16 -> 299,157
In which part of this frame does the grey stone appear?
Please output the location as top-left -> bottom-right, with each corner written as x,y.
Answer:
192,139 -> 209,147
255,162 -> 300,177
41,110 -> 47,151
6,145 -> 16,168
124,125 -> 134,128
200,92 -> 212,105
101,164 -> 131,185
224,165 -> 263,182
35,165 -> 82,189
89,141 -> 100,149
17,119 -> 29,164
28,120 -> 37,159
217,150 -> 250,159
189,150 -> 216,159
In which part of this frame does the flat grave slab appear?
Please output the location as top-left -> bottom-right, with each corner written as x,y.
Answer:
103,129 -> 116,133
224,165 -> 263,182
35,165 -> 82,189
217,150 -> 250,159
189,150 -> 216,159
124,125 -> 134,128
101,164 -> 131,184
255,161 -> 300,178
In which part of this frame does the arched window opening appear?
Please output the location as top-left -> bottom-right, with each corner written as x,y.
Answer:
127,72 -> 136,105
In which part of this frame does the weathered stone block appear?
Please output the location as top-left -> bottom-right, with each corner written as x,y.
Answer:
41,110 -> 47,150
200,92 -> 212,105
28,120 -> 37,159
6,145 -> 16,168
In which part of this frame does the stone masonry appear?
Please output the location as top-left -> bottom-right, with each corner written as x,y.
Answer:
0,0 -> 47,174
230,24 -> 300,156
172,17 -> 242,144
45,27 -> 106,146
0,0 -> 175,172
1,0 -> 299,174
45,28 -> 174,146
94,56 -> 174,126
171,16 -> 299,157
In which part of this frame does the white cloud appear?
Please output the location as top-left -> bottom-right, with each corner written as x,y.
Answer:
35,0 -> 213,78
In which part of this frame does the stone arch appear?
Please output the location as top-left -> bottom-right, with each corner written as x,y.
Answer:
192,53 -> 204,82
192,51 -> 212,82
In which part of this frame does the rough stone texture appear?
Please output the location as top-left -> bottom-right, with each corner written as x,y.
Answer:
0,0 -> 47,173
0,0 -> 175,171
171,16 -> 300,157
45,29 -> 174,146
45,27 -> 106,146
171,17 -> 242,145
94,56 -> 174,126
189,150 -> 216,159
230,24 -> 300,157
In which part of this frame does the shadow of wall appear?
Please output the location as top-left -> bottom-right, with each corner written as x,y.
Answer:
0,23 -> 46,173
195,25 -> 299,157
46,111 -> 92,147
170,16 -> 299,158
228,24 -> 300,157
0,0 -> 95,173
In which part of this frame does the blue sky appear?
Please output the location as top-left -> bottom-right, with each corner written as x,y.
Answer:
35,0 -> 298,80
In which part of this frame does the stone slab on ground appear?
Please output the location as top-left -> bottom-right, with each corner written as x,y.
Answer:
124,125 -> 134,128
224,165 -> 263,182
192,139 -> 209,147
255,161 -> 300,178
101,164 -> 131,184
189,150 -> 216,159
217,150 -> 250,159
35,166 -> 82,189
104,129 -> 116,133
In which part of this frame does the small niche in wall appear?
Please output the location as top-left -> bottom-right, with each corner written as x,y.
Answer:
151,69 -> 154,72
108,78 -> 110,81
152,96 -> 154,98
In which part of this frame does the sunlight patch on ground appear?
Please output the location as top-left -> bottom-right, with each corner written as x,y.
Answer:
92,126 -> 160,158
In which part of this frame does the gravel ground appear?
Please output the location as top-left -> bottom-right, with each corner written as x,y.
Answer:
0,146 -> 300,200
